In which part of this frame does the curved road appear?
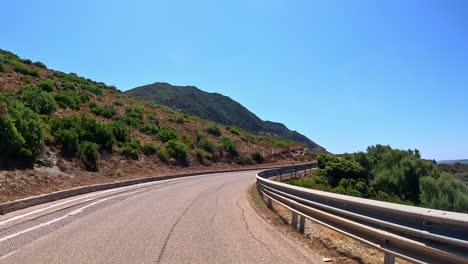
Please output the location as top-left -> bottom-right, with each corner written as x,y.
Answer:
0,171 -> 321,263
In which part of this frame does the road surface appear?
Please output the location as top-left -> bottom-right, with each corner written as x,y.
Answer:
0,171 -> 321,263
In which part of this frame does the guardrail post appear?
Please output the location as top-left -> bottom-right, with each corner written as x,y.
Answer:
267,198 -> 273,209
384,254 -> 395,264
291,212 -> 298,229
299,215 -> 305,233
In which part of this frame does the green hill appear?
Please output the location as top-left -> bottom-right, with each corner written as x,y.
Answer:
125,82 -> 326,153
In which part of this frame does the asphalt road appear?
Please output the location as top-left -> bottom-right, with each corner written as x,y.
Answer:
0,171 -> 321,264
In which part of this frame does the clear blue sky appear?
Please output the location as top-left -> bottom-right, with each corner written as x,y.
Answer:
3,0 -> 468,160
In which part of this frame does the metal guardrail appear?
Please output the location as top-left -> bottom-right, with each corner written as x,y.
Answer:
256,163 -> 468,264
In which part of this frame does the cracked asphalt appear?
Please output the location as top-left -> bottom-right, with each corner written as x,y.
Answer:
0,171 -> 321,264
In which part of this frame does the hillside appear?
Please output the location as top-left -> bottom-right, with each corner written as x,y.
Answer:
438,159 -> 468,165
0,49 -> 316,202
125,83 -> 327,153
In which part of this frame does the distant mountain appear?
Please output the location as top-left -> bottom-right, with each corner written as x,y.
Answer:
125,82 -> 327,153
438,159 -> 468,165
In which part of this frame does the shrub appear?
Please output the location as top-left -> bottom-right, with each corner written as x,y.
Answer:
123,105 -> 145,127
289,179 -> 315,188
251,152 -> 265,164
80,84 -> 102,95
55,92 -> 82,110
61,81 -> 76,91
140,124 -> 159,136
122,142 -> 140,160
234,156 -> 248,165
78,141 -> 99,172
93,122 -> 114,151
196,133 -> 215,153
113,99 -> 124,106
273,139 -> 293,148
207,125 -> 222,137
22,59 -> 32,65
33,61 -> 47,69
0,96 -> 45,164
125,105 -> 144,119
0,61 -> 4,72
10,60 -> 39,77
18,86 -> 58,115
165,140 -> 188,163
90,103 -> 117,119
226,126 -> 241,136
110,121 -> 131,143
196,149 -> 205,165
38,79 -> 55,92
176,116 -> 185,124
157,148 -> 169,162
221,136 -> 238,157
55,129 -> 79,155
142,143 -> 157,155
157,127 -> 178,143
51,115 -> 116,153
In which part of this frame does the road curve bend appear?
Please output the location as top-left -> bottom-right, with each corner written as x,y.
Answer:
0,171 -> 322,264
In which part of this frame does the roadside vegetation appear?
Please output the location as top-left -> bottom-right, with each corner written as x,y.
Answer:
289,145 -> 468,213
0,49 -> 313,175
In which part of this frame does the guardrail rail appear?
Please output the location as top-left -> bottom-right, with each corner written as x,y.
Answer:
256,163 -> 468,264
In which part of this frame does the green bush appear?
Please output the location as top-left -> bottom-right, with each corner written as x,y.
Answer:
0,96 -> 45,164
38,79 -> 55,92
316,154 -> 366,186
122,142 -> 140,160
157,127 -> 178,143
420,173 -> 468,213
196,149 -> 205,164
80,84 -> 102,95
273,139 -> 293,148
113,99 -> 124,106
10,60 -> 39,77
251,152 -> 264,164
61,81 -> 76,91
165,140 -> 188,163
0,61 -> 4,72
176,116 -> 185,124
157,148 -> 169,162
51,115 -> 116,153
55,129 -> 79,155
234,156 -> 248,165
55,92 -> 82,110
18,86 -> 58,115
78,141 -> 99,172
226,126 -> 241,136
125,105 -> 144,119
289,179 -> 315,188
110,121 -> 131,143
221,136 -> 238,157
142,143 -> 157,155
33,61 -> 47,69
207,125 -> 222,137
196,133 -> 215,153
90,102 -> 117,119
140,124 -> 159,136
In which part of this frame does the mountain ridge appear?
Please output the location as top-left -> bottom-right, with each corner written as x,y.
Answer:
125,82 -> 326,153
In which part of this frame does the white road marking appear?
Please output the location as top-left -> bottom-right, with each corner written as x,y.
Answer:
0,189 -> 119,226
0,173 -> 213,226
0,189 -> 145,243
